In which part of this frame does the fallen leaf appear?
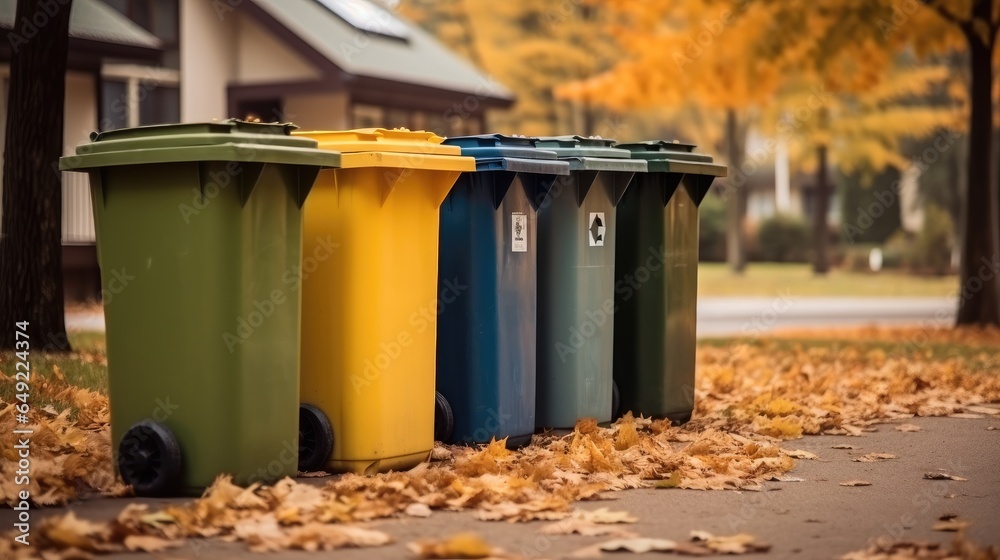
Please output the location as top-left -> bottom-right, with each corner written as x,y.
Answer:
123,535 -> 182,552
405,503 -> 432,518
599,538 -> 677,553
962,405 -> 999,415
689,531 -> 771,554
539,519 -> 637,538
573,508 -> 637,524
840,537 -> 1000,560
408,533 -> 498,559
654,471 -> 682,489
932,519 -> 970,532
783,449 -> 819,459
895,424 -> 922,432
767,475 -> 804,482
924,472 -> 968,481
839,480 -> 872,487
831,444 -> 856,449
298,471 -> 330,478
852,453 -> 897,463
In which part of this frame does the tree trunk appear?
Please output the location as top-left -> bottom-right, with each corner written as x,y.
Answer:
725,109 -> 747,273
956,15 -> 1000,326
813,144 -> 830,275
0,0 -> 74,351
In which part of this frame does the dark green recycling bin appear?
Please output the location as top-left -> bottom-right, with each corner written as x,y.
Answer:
612,141 -> 726,423
59,120 -> 340,495
533,136 -> 645,428
435,134 -> 569,447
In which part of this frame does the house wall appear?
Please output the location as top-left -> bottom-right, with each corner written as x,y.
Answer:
63,72 -> 98,244
180,0 -> 237,121
236,13 -> 321,84
283,92 -> 349,130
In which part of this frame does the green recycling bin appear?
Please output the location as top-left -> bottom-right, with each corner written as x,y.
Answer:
60,120 -> 340,496
612,141 -> 726,423
533,136 -> 645,428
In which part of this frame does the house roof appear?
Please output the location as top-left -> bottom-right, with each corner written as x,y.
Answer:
0,0 -> 160,51
247,0 -> 513,104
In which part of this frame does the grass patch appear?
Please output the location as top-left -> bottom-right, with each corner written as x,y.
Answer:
699,262 -> 958,297
700,334 -> 1000,372
0,331 -> 108,416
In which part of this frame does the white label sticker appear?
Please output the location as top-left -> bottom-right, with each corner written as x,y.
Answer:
589,212 -> 605,247
512,212 -> 527,252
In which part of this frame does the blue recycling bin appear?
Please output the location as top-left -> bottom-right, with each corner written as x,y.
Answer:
435,134 -> 570,447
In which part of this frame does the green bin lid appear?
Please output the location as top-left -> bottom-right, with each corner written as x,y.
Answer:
616,140 -> 727,177
60,119 -> 342,171
534,136 -> 646,172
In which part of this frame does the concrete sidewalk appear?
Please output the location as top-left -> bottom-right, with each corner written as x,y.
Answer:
4,415 -> 997,559
697,297 -> 956,337
67,297 -> 959,337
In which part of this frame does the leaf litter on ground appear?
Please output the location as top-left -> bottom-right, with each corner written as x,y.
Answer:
1,325 -> 999,556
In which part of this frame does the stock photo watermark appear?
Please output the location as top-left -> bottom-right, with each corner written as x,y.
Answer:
350,277 -> 467,392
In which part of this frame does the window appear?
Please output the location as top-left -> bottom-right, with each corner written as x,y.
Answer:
139,86 -> 180,126
385,108 -> 410,129
100,78 -> 179,130
101,80 -> 129,130
352,104 -> 384,128
351,104 -> 484,136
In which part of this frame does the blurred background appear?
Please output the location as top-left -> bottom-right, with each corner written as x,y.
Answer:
2,0 -> 993,333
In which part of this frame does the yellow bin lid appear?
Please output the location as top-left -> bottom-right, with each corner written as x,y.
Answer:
294,128 -> 475,171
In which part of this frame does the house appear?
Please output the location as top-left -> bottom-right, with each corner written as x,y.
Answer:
0,0 -> 514,301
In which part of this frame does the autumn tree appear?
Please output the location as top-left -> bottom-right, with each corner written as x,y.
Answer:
760,63 -> 961,273
752,0 -> 998,324
558,0 -> 789,274
0,0 -> 74,351
565,0 -> 998,325
401,0 -> 624,136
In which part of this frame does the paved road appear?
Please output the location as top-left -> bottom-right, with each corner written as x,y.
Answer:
3,415 -> 997,559
697,297 -> 957,337
66,297 -> 959,337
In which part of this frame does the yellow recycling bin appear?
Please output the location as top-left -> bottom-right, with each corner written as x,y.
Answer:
293,128 -> 474,474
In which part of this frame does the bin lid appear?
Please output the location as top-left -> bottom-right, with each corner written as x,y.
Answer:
444,134 -> 570,175
294,128 -> 475,171
534,136 -> 647,172
616,140 -> 727,177
59,119 -> 342,171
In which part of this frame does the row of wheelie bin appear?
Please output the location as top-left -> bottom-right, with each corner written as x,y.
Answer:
60,121 -> 725,496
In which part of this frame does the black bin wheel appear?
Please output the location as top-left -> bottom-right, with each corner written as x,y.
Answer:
118,420 -> 182,496
299,403 -> 334,472
612,380 -> 621,421
434,391 -> 454,443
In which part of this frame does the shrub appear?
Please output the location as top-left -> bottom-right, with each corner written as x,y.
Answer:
913,204 -> 954,275
756,214 -> 810,263
699,194 -> 726,262
840,243 -> 881,273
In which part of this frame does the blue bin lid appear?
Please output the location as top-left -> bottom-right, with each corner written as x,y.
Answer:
445,133 -> 570,175
534,135 -> 646,172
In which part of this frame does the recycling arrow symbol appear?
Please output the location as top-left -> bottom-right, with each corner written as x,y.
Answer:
589,212 -> 605,247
